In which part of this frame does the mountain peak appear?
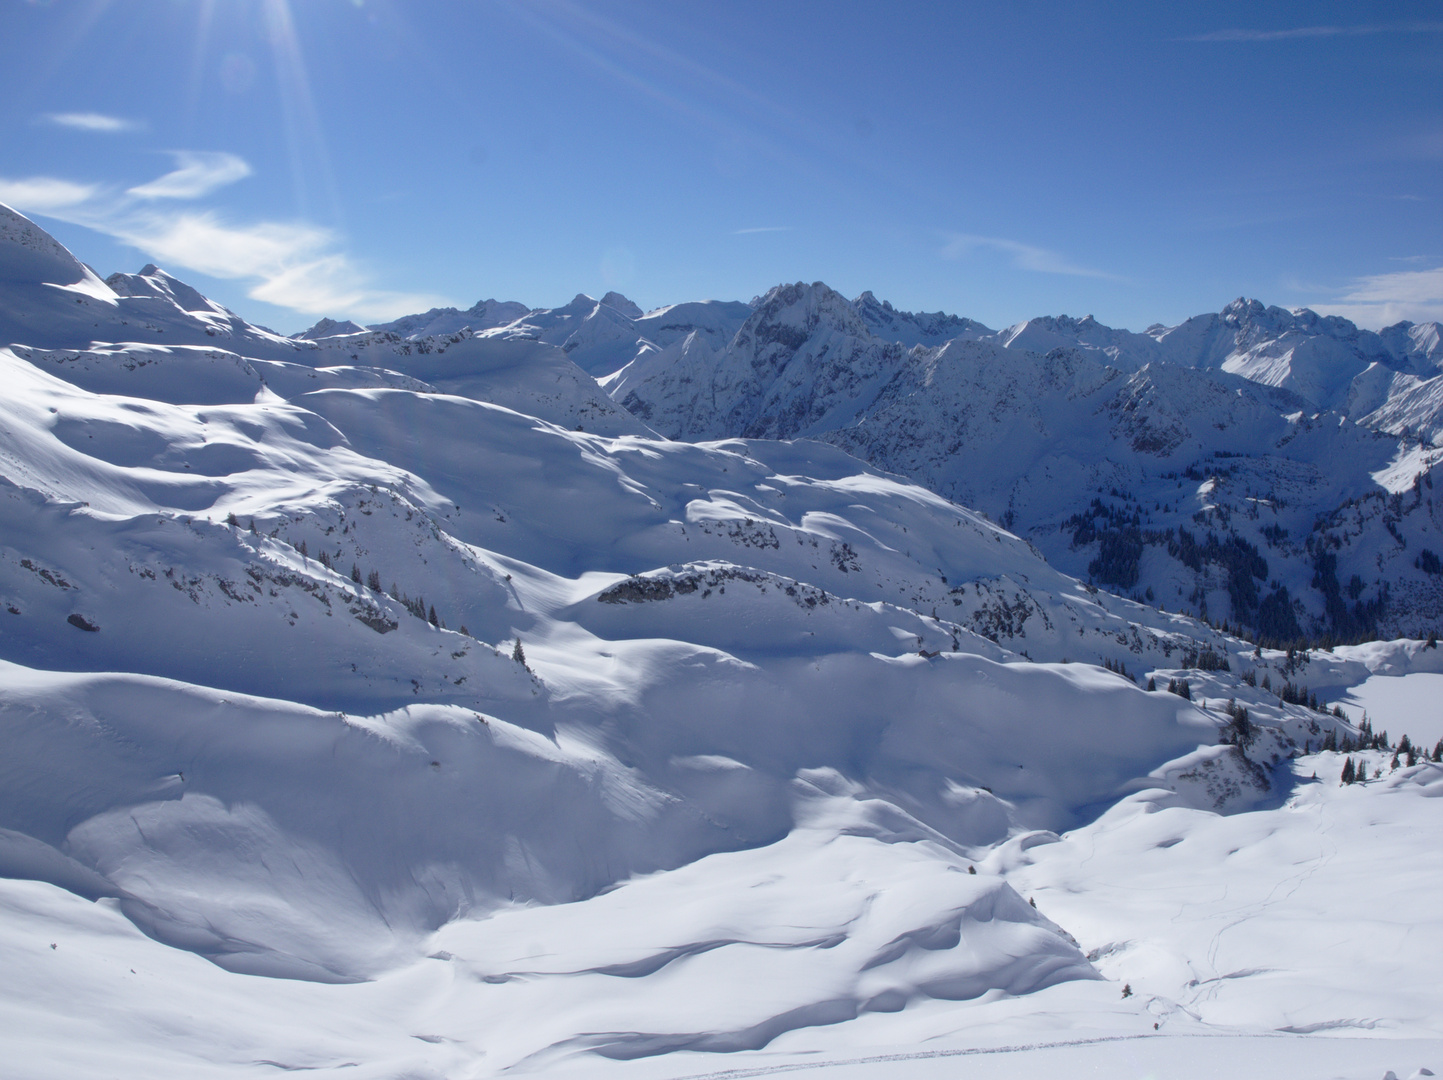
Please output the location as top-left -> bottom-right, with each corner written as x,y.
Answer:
0,202 -> 98,288
293,317 -> 366,340
600,291 -> 643,319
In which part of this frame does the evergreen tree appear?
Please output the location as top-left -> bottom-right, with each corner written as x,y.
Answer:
1340,757 -> 1355,785
428,605 -> 439,627
367,569 -> 381,591
512,637 -> 527,666
350,563 -> 362,585
1146,676 -> 1156,691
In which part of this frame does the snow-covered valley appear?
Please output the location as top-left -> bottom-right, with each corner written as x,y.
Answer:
1,203 -> 1440,1078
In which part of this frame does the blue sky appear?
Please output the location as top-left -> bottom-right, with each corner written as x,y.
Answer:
2,0 -> 1440,334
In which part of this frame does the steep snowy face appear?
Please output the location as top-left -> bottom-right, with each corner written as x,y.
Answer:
292,316 -> 367,339
618,281 -> 911,441
0,204 -> 305,360
1142,298 -> 1387,409
599,290 -> 643,319
472,292 -> 656,376
0,203 -> 106,289
995,313 -> 1163,370
368,298 -> 531,340
983,297 -> 1443,426
1379,319 -> 1443,376
633,298 -> 753,351
852,290 -> 993,347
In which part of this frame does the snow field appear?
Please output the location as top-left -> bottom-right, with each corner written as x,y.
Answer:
1,207 -> 1441,1077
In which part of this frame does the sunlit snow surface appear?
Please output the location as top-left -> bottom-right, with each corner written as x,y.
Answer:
0,208 -> 1440,1077
1336,671 -> 1443,746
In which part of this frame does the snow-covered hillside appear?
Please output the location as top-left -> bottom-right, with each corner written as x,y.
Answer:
615,282 -> 1443,641
1,206 -> 1440,1078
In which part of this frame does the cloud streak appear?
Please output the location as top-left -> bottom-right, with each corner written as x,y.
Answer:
45,112 -> 140,133
1185,21 -> 1443,42
1310,266 -> 1443,329
128,152 -> 253,200
940,233 -> 1121,280
0,177 -> 100,211
0,156 -> 445,323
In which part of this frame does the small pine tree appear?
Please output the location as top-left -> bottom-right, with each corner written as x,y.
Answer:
512,637 -> 527,666
367,569 -> 381,591
248,519 -> 257,534
1178,679 -> 1191,701
428,605 -> 439,627
1428,630 -> 1438,649
1121,983 -> 1133,998
297,539 -> 308,559
1146,676 -> 1156,691
1340,757 -> 1355,785
350,564 -> 362,585
226,512 -> 238,527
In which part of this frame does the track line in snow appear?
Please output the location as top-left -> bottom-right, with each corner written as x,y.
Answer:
659,1032 -> 1217,1079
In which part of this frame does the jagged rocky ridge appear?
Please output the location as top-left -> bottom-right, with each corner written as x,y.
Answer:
609,282 -> 1443,644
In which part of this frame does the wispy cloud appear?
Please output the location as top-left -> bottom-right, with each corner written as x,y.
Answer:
45,111 -> 141,133
128,151 -> 252,200
1185,21 -> 1443,42
940,233 -> 1121,280
1310,267 -> 1443,329
0,176 -> 100,211
0,156 -> 446,322
732,226 -> 793,235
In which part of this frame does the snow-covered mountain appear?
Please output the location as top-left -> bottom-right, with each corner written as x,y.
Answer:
2,206 -> 1440,1079
614,281 -> 1443,642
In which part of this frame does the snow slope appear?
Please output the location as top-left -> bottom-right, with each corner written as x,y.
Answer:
613,281 -> 1443,639
1,209 -> 1439,1079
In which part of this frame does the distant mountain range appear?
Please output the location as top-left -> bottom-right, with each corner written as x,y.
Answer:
4,198 -> 1440,642
323,277 -> 1442,644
